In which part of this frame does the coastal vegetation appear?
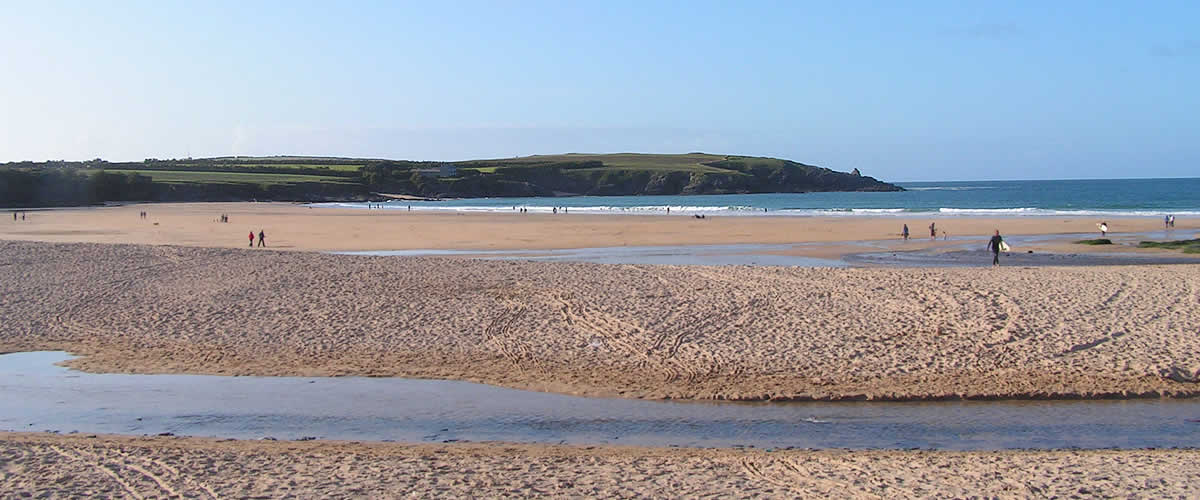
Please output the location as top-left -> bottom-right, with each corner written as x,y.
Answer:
1139,239 -> 1200,254
0,153 -> 901,207
1075,239 -> 1113,245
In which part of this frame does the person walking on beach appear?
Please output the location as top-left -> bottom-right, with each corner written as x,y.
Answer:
1099,221 -> 1108,237
1169,215 -> 1175,227
929,222 -> 937,240
248,231 -> 255,247
987,230 -> 1004,266
257,230 -> 266,247
1166,214 -> 1171,229
902,224 -> 909,241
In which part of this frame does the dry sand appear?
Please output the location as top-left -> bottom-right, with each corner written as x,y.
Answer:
3,202 -> 1196,255
2,239 -> 1198,400
2,432 -> 1197,498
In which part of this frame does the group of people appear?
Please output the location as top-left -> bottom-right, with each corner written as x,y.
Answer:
900,222 -> 948,241
248,230 -> 266,247
1165,214 -> 1176,228
902,222 -> 1007,265
11,211 -> 25,221
218,214 -> 230,223
138,211 -> 148,219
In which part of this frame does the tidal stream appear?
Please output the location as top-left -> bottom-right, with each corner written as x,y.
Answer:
2,352 -> 1197,450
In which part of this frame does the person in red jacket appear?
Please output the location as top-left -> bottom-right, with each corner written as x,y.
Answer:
249,231 -> 255,247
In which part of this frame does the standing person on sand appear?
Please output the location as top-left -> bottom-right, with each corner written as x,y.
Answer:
987,230 -> 1005,266
249,231 -> 255,247
258,230 -> 266,247
929,222 -> 936,240
902,224 -> 909,241
1099,221 -> 1108,237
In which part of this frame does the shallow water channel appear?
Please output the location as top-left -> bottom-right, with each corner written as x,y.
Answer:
2,352 -> 1198,450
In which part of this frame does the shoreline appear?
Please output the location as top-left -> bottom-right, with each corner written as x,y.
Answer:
3,431 -> 1198,497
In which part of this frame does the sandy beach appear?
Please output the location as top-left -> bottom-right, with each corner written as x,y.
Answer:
4,205 -> 1200,497
2,202 -> 1196,256
2,238 -> 1198,400
3,432 -> 1197,498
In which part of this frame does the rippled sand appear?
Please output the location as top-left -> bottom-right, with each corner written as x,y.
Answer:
2,240 -> 1198,400
2,433 -> 1197,498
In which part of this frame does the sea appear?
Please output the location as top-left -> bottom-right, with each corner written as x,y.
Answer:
318,178 -> 1200,218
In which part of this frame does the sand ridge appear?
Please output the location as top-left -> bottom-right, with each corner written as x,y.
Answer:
2,432 -> 1197,498
2,239 -> 1198,401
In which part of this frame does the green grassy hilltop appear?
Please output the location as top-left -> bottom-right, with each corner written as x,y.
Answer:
1,153 -> 901,206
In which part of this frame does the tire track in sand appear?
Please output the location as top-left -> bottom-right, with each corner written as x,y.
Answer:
554,294 -> 683,382
49,445 -> 148,500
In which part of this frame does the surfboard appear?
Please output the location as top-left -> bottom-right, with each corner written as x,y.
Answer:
999,241 -> 1011,252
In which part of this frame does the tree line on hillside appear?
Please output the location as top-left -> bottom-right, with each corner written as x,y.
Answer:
0,169 -> 154,206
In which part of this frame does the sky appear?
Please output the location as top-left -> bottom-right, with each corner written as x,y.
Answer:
1,1 -> 1197,181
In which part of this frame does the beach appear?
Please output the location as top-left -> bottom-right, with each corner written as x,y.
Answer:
4,203 -> 1200,496
2,202 -> 1196,255
1,236 -> 1198,400
2,432 -> 1197,498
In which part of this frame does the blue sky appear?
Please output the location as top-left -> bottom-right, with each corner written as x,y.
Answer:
1,1 -> 1196,181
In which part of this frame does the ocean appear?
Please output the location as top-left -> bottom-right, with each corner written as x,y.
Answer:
318,178 -> 1200,217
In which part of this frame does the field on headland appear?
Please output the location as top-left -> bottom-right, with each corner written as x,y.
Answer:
4,432 -> 1197,498
2,239 -> 1198,401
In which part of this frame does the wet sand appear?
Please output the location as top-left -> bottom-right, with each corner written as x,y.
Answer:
2,432 -> 1197,498
2,239 -> 1198,401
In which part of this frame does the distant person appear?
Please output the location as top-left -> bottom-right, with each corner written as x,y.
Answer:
249,231 -> 255,247
987,230 -> 1005,266
258,230 -> 266,247
1169,215 -> 1175,227
902,224 -> 909,241
1166,214 -> 1171,229
11,212 -> 15,222
929,222 -> 936,240
21,212 -> 25,221
1099,221 -> 1108,237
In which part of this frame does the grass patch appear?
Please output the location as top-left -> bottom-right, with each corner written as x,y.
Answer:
1075,239 -> 1113,245
1138,239 -> 1200,254
106,169 -> 358,186
499,153 -> 736,174
167,163 -> 363,172
464,167 -> 499,174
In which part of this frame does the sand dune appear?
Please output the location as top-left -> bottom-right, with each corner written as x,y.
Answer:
2,432 -> 1197,498
2,239 -> 1198,400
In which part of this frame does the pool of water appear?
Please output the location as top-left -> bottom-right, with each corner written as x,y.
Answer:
338,244 -> 849,267
3,352 -> 1197,449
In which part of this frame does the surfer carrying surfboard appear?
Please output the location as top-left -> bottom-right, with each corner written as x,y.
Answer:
987,230 -> 1005,266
